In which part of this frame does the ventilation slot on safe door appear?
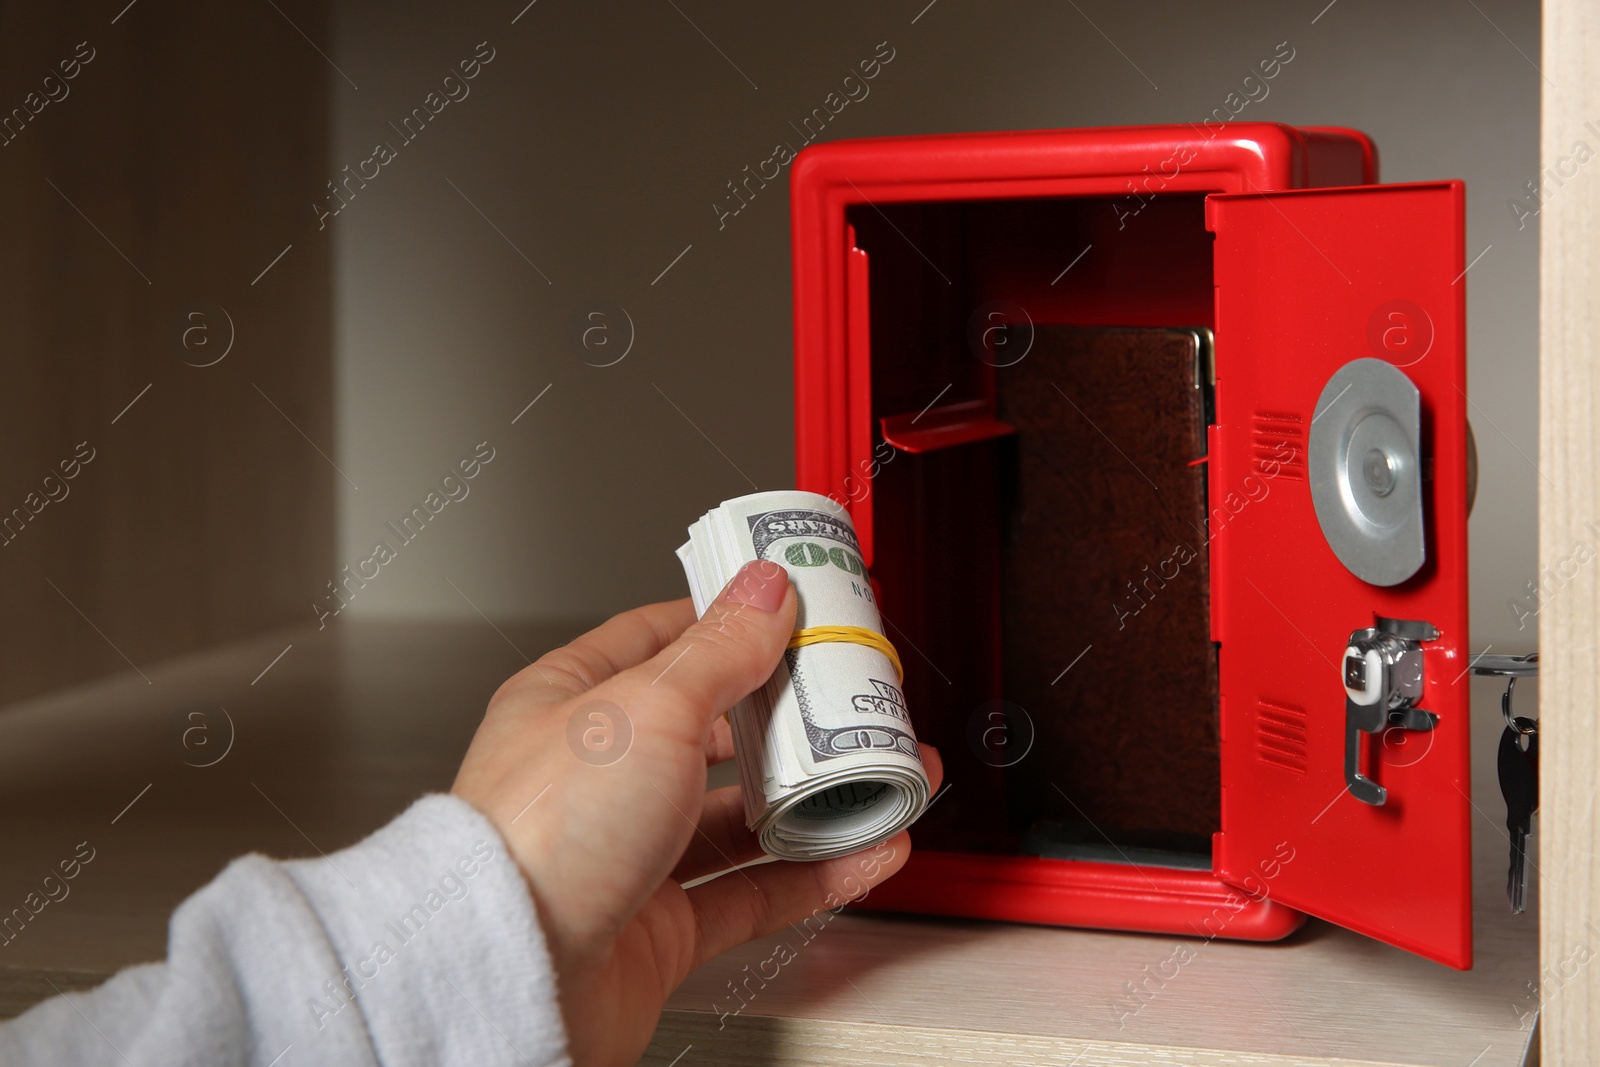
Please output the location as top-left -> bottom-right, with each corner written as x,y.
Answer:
1255,700 -> 1309,774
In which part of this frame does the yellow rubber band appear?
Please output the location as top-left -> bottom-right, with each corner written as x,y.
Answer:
787,625 -> 904,684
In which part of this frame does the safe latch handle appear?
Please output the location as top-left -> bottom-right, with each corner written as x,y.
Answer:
1342,617 -> 1440,806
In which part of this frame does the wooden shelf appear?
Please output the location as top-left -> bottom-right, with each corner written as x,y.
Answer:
0,622 -> 1538,1065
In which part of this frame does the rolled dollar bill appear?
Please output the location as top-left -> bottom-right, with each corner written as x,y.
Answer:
677,491 -> 931,861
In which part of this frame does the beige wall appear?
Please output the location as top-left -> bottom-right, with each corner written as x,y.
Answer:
328,0 -> 1539,650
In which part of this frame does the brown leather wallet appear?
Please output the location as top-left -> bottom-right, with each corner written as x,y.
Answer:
998,325 -> 1220,850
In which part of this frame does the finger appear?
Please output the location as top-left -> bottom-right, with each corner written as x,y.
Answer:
507,598 -> 697,701
671,785 -> 763,883
686,831 -> 912,970
600,561 -> 795,741
704,717 -> 736,764
562,597 -> 697,675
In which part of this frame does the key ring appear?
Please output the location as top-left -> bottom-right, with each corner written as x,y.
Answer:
1467,651 -> 1539,733
1503,677 -> 1537,736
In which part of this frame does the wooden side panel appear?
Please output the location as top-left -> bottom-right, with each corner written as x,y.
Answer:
1541,0 -> 1600,1059
0,0 -> 333,702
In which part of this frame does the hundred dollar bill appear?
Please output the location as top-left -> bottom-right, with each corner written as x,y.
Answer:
677,490 -> 931,861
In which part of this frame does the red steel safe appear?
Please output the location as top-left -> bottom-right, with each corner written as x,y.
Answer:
788,124 -> 1474,968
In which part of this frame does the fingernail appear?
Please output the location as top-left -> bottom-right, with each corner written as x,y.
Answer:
723,560 -> 787,613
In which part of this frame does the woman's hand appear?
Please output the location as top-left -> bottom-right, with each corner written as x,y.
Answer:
452,560 -> 942,1067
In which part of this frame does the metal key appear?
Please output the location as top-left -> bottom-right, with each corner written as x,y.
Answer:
1497,716 -> 1538,914
1471,654 -> 1541,914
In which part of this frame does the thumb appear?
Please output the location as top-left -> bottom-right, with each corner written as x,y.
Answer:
603,560 -> 796,735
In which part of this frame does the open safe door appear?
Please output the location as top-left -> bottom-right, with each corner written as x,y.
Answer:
1205,182 -> 1474,968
